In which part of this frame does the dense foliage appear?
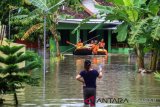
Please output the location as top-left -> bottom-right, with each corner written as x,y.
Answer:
10,7 -> 43,41
66,0 -> 83,12
96,0 -> 160,71
19,0 -> 65,56
0,0 -> 31,24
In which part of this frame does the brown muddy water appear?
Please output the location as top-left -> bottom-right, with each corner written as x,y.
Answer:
1,54 -> 160,107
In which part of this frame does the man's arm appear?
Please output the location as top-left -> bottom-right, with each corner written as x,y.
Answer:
76,74 -> 84,83
98,66 -> 103,78
98,71 -> 103,79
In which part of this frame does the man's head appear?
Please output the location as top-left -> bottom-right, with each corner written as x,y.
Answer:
94,40 -> 98,44
90,40 -> 94,44
79,39 -> 81,42
101,39 -> 104,42
84,59 -> 91,70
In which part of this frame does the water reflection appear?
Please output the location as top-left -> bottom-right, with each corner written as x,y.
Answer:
1,55 -> 160,107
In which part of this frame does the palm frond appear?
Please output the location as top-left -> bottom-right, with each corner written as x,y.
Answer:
21,23 -> 43,40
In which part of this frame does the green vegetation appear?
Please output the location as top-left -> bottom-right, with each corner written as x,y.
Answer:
0,0 -> 31,24
1,0 -> 85,56
0,0 -> 42,42
96,0 -> 160,71
0,41 -> 41,105
154,71 -> 160,81
67,0 -> 84,13
10,7 -> 43,42
14,0 -> 65,57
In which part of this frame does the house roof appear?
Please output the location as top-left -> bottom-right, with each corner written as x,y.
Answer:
58,19 -> 122,30
59,19 -> 121,24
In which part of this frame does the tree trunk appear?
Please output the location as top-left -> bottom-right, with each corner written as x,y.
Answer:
13,86 -> 18,105
135,44 -> 145,69
149,49 -> 158,71
49,12 -> 61,57
50,26 -> 60,57
14,92 -> 18,105
157,51 -> 160,70
55,37 -> 60,56
0,98 -> 4,104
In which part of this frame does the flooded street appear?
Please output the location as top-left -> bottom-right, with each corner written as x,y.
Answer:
2,54 -> 160,107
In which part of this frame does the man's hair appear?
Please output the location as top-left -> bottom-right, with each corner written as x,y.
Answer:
84,59 -> 91,66
84,60 -> 91,71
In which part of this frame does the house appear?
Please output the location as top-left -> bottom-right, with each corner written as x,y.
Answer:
56,0 -> 131,54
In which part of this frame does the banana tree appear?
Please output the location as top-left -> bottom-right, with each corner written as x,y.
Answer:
96,0 -> 160,70
20,0 -> 64,56
10,7 -> 43,42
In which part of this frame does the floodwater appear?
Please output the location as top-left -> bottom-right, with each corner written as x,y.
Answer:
1,54 -> 160,107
